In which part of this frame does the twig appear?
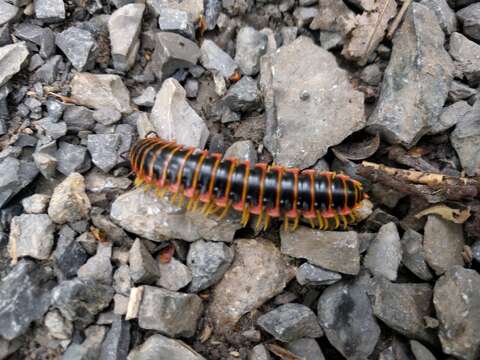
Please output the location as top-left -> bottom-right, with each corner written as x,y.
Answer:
387,0 -> 413,40
364,0 -> 395,63
46,91 -> 80,105
265,343 -> 302,360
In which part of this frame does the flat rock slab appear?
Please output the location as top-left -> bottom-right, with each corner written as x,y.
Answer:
262,36 -> 365,168
128,334 -> 206,360
0,42 -> 29,88
367,3 -> 454,147
207,239 -> 295,333
280,227 -> 360,275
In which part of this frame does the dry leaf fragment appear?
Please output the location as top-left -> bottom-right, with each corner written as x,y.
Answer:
90,226 -> 108,243
199,322 -> 213,343
414,205 -> 471,224
265,343 -> 302,360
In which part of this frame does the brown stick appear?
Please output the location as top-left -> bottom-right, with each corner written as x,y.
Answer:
386,0 -> 413,39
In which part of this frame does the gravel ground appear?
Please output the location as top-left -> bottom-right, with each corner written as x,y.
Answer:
0,0 -> 480,359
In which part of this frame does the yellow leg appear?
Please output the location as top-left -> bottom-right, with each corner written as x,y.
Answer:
284,215 -> 289,232
192,198 -> 201,212
316,212 -> 324,230
241,206 -> 250,226
218,203 -> 231,220
134,177 -> 144,187
171,191 -> 179,204
340,215 -> 348,230
263,213 -> 270,231
255,208 -> 264,230
349,213 -> 356,223
308,217 -> 315,228
293,216 -> 299,230
333,214 -> 340,229
177,192 -> 186,208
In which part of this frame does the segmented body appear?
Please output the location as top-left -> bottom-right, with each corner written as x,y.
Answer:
129,137 -> 366,230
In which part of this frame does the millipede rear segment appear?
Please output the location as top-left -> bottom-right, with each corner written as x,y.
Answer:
129,137 -> 367,231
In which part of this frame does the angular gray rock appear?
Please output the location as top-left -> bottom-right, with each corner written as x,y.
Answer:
85,168 -> 131,193
457,3 -> 480,41
34,0 -> 65,22
0,1 -> 18,27
48,172 -> 91,224
224,140 -> 257,163
434,266 -> 480,360
61,325 -> 107,360
110,188 -> 241,242
36,118 -> 67,139
410,340 -> 437,360
71,73 -> 132,113
449,32 -> 480,86
78,243 -> 113,285
200,39 -> 238,78
248,344 -> 271,360
368,277 -> 436,344
0,42 -> 29,88
360,63 -> 383,86
44,310 -> 73,340
423,215 -> 464,275
128,334 -> 206,360
87,134 -> 122,173
55,27 -> 97,71
146,0 -> 203,21
223,76 -> 260,112
150,78 -> 209,148
8,214 -> 54,260
129,238 -> 160,284
157,258 -> 192,291
280,227 -> 360,275
108,3 -> 145,71
296,263 -> 342,286
318,274 -> 380,360
367,3 -> 454,147
401,229 -> 434,281
63,105 -> 95,132
51,279 -> 114,329
451,102 -> 480,176
207,239 -> 295,332
419,0 -> 457,34
151,32 -> 200,79
0,260 -> 54,340
21,193 -> 50,214
257,303 -> 323,342
133,86 -> 156,107
286,338 -> 325,360
158,8 -> 194,39
0,157 -> 38,209
364,222 -> 402,281
293,6 -> 319,28
99,317 -> 130,360
14,23 -> 55,59
137,286 -> 203,337
262,36 -> 365,168
53,225 -> 89,279
187,240 -> 234,292
235,26 -> 267,76
92,107 -> 122,126
430,100 -> 472,134
448,80 -> 477,102
56,141 -> 90,176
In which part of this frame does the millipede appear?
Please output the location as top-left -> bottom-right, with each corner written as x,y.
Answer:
129,136 -> 367,231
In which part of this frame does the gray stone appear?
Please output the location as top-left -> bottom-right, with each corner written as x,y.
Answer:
430,100 -> 472,134
151,32 -> 200,80
31,54 -> 62,84
221,0 -> 252,16
434,266 -> 480,360
449,32 -> 480,86
133,86 -> 156,107
111,188 -> 241,242
76,231 -> 97,256
207,239 -> 295,332
367,3 -> 454,147
423,215 -> 464,275
114,293 -> 129,315
451,102 -> 480,176
46,99 -> 65,121
48,172 -> 92,224
34,0 -> 65,22
280,26 -> 298,46
257,303 -> 323,342
319,31 -> 343,50
85,168 -> 131,193
296,263 -> 341,286
293,6 -> 318,28
128,334 -> 206,360
364,222 -> 402,281
108,3 -> 145,71
99,317 -> 130,360
280,227 -> 360,275
61,325 -> 107,360
286,338 -> 325,360
235,26 -> 267,76
0,1 -> 18,27
368,277 -> 436,344
52,279 -> 114,329
409,341 -> 437,360
146,0 -> 203,21
14,23 -> 55,58
318,273 -> 380,360
44,310 -> 73,340
448,80 -> 477,102
472,240 -> 480,263
0,24 -> 10,46
0,157 -> 38,209
87,134 -> 122,173
360,63 -> 383,86
129,239 -> 159,284
36,118 -> 67,139
157,258 -> 192,291
63,105 -> 96,132
33,152 -> 56,179
420,0 -> 457,34
113,264 -> 132,295
0,42 -> 29,88
200,39 -> 238,78
262,36 -> 365,168
223,76 -> 260,112
248,344 -> 270,360
21,193 -> 50,213
93,107 -> 122,126
150,78 -> 209,148
224,140 -> 257,163
78,243 -> 113,285
0,260 -> 53,340
158,8 -> 194,39
55,27 -> 97,71
53,225 -> 89,279
71,73 -> 132,114
185,79 -> 198,98
187,240 -> 234,292
457,3 -> 480,41
204,0 -> 221,30
401,229 -> 434,281
8,214 -> 54,260
138,286 -> 203,337
56,142 -> 91,176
